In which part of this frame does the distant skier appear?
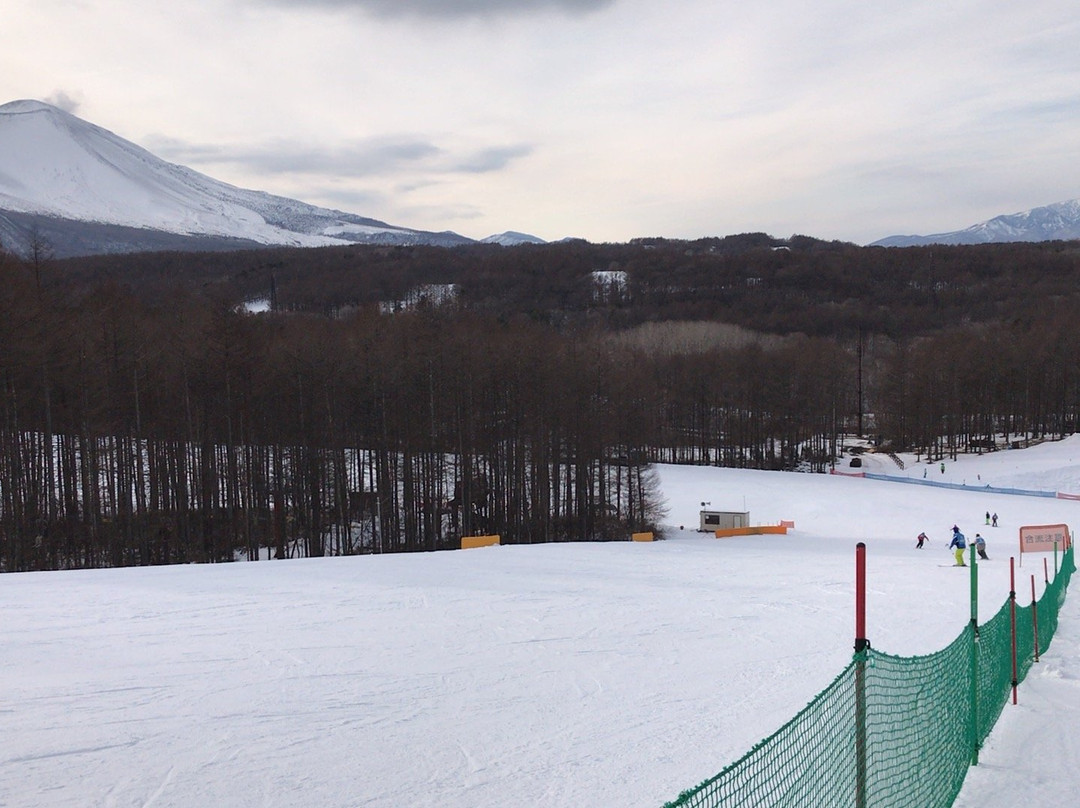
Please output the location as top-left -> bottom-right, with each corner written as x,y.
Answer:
985,511 -> 990,525
949,527 -> 967,566
916,532 -> 928,549
974,534 -> 989,560
940,462 -> 945,474
992,512 -> 998,527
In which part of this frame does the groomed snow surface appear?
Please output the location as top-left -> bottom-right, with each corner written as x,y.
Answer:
3,439 -> 1080,807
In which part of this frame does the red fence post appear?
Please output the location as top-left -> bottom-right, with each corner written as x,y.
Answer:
854,543 -> 868,808
855,542 -> 867,652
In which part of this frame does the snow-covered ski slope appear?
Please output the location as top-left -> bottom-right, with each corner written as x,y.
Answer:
2,438 -> 1079,807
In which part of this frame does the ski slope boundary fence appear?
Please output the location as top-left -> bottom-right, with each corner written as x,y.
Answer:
662,545 -> 1076,808
829,468 -> 1073,499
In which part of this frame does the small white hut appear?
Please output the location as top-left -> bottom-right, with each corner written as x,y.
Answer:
699,510 -> 749,532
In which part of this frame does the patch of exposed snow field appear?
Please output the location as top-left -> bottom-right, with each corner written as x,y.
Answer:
2,438 -> 1079,807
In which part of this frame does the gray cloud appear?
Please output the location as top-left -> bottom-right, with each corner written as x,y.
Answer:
147,134 -> 532,178
451,144 -> 534,173
257,0 -> 614,19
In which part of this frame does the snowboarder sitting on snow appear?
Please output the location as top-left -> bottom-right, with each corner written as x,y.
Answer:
916,532 -> 928,549
974,534 -> 988,560
949,527 -> 967,566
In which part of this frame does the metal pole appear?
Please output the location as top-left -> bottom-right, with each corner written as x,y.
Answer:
1010,557 -> 1018,705
855,542 -> 868,808
1031,575 -> 1040,663
970,543 -> 979,620
969,543 -> 979,766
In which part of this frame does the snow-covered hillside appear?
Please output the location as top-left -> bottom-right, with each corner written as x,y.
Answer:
0,100 -> 473,256
1,439 -> 1078,807
872,198 -> 1080,247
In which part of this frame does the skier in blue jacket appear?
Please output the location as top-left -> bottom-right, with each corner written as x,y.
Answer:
949,527 -> 967,566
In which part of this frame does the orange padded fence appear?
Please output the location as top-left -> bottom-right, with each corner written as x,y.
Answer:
715,525 -> 789,538
461,534 -> 501,549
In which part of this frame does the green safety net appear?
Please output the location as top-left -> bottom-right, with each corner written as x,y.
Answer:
663,547 -> 1076,808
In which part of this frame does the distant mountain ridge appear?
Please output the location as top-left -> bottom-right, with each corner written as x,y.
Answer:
480,231 -> 546,246
872,199 -> 1080,247
0,100 -> 543,258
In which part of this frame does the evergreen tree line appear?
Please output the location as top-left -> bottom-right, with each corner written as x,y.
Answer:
3,242 -> 1080,571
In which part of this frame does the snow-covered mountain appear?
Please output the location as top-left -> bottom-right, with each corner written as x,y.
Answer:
0,99 -> 475,257
872,199 -> 1080,247
479,230 -> 546,246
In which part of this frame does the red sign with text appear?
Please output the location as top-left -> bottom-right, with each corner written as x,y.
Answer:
1019,524 -> 1071,555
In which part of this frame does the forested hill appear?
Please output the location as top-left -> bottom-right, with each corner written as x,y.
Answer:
4,235 -> 1080,571
41,235 -> 1080,340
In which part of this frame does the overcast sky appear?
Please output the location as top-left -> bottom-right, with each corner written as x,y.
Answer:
5,1 -> 1080,243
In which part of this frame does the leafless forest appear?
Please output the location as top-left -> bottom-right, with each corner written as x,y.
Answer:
3,235 -> 1080,571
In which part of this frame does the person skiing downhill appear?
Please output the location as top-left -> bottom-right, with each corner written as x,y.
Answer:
916,532 -> 928,549
974,534 -> 989,560
949,527 -> 967,566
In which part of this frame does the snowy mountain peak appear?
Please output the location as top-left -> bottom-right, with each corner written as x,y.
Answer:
0,99 -> 473,257
872,199 -> 1080,247
0,99 -> 64,114
480,230 -> 546,246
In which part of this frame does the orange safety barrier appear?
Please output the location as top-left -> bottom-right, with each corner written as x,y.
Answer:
631,532 -> 655,542
714,525 -> 789,538
461,534 -> 501,549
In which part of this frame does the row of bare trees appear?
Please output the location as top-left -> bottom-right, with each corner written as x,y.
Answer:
0,258 -> 669,570
873,308 -> 1080,459
49,237 -> 1080,340
4,241 -> 1080,571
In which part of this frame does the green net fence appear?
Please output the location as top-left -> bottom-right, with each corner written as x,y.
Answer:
663,546 -> 1076,808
